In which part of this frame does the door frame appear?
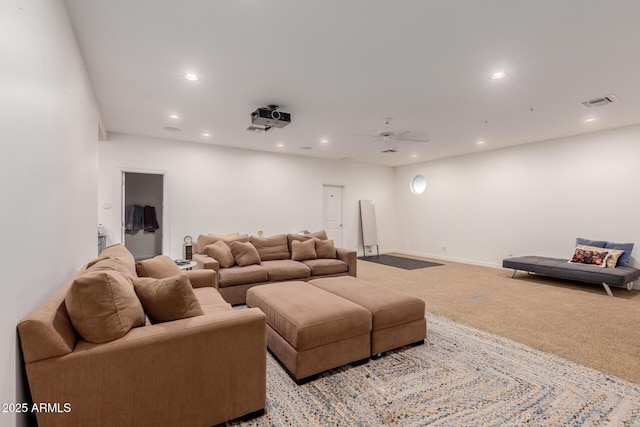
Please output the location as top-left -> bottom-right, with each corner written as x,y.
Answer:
321,183 -> 345,248
120,167 -> 169,256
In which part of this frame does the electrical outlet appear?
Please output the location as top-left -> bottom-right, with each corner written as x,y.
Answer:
508,250 -> 513,257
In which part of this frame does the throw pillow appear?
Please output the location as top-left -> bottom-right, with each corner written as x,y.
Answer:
287,233 -> 312,253
133,274 -> 204,324
291,238 -> 318,261
230,241 -> 261,266
135,255 -> 181,279
305,229 -> 329,240
575,238 -> 606,248
604,241 -> 634,267
65,270 -> 145,344
97,243 -> 137,276
315,238 -> 337,259
86,256 -> 136,279
196,234 -> 249,254
569,246 -> 610,267
204,240 -> 235,268
250,234 -> 290,260
576,244 -> 622,268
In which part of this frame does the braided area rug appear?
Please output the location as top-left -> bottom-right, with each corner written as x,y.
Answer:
227,313 -> 640,426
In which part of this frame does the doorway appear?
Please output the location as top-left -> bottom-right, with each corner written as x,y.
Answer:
322,185 -> 344,247
122,171 -> 164,261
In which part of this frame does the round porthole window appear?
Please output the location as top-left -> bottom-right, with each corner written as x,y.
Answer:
411,175 -> 427,194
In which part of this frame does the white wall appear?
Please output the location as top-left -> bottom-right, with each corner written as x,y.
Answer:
0,1 -> 100,426
98,133 -> 396,258
394,125 -> 640,274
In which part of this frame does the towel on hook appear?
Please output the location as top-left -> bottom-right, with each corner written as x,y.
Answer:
143,206 -> 159,232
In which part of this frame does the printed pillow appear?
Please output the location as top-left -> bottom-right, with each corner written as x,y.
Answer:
604,241 -> 634,267
250,234 -> 290,261
291,238 -> 318,261
315,238 -> 337,259
576,245 -> 622,268
230,241 -> 261,266
135,255 -> 181,279
65,270 -> 145,343
204,240 -> 235,268
133,274 -> 204,324
569,246 -> 610,267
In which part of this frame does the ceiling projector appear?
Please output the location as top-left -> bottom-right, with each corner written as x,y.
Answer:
250,105 -> 291,131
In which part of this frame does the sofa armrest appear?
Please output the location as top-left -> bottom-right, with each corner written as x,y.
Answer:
185,268 -> 218,289
25,309 -> 267,427
337,247 -> 357,277
193,253 -> 220,272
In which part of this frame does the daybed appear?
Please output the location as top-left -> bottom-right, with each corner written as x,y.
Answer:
17,244 -> 266,427
503,238 -> 639,297
192,231 -> 357,304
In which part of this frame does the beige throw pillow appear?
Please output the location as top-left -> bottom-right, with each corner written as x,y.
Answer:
577,244 -> 624,268
291,238 -> 318,261
65,270 -> 145,344
196,234 -> 249,254
133,274 -> 204,324
315,238 -> 337,259
230,241 -> 261,266
250,234 -> 290,260
135,255 -> 181,279
204,240 -> 235,268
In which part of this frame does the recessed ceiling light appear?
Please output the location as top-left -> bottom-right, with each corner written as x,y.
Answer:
201,133 -> 211,137
411,154 -> 418,158
489,71 -> 508,80
583,118 -> 597,123
168,114 -> 180,120
276,143 -> 285,148
320,139 -> 329,144
477,140 -> 486,145
183,73 -> 200,81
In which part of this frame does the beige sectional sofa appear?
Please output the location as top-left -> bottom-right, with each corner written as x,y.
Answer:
17,244 -> 266,427
192,231 -> 357,305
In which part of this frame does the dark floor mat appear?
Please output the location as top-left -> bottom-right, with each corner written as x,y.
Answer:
358,254 -> 443,270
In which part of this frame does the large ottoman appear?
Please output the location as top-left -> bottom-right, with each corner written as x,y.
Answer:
309,276 -> 426,356
246,281 -> 372,382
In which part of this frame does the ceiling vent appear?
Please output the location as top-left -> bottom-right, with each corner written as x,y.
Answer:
580,94 -> 619,108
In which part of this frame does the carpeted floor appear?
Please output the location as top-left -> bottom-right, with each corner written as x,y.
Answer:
228,313 -> 640,426
357,254 -> 640,385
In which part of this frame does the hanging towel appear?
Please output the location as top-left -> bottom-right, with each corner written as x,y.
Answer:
143,205 -> 160,232
125,205 -> 144,234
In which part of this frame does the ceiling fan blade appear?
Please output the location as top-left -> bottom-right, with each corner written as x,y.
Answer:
392,137 -> 431,143
394,130 -> 411,137
354,133 -> 382,138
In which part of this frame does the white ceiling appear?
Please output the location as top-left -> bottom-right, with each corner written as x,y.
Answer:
63,0 -> 640,167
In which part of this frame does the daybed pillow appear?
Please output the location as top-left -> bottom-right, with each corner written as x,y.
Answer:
315,238 -> 337,259
204,240 -> 235,268
135,255 -> 181,279
576,245 -> 622,268
250,234 -> 290,260
575,237 -> 606,248
196,234 -> 249,254
291,238 -> 318,261
65,270 -> 145,344
230,241 -> 261,266
569,246 -> 610,267
604,241 -> 634,267
133,274 -> 204,324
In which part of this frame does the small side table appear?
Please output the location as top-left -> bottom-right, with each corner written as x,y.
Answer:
176,261 -> 197,271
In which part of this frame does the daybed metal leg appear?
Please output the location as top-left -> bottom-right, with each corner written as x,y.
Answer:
627,282 -> 634,291
511,269 -> 518,278
602,282 -> 613,297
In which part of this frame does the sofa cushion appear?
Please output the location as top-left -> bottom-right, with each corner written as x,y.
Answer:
250,234 -> 290,261
315,239 -> 337,259
291,239 -> 317,261
604,241 -> 634,267
133,274 -> 204,324
86,256 -> 136,279
219,265 -> 269,287
196,234 -> 249,254
204,240 -> 235,268
192,287 -> 232,312
98,243 -> 137,277
65,270 -> 145,343
209,232 -> 239,239
303,258 -> 349,276
230,241 -> 261,267
135,255 -> 182,278
261,260 -> 311,281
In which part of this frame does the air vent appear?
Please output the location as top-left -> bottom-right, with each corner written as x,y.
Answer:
580,94 -> 619,108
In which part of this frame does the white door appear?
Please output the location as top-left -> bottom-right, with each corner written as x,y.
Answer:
322,185 -> 343,247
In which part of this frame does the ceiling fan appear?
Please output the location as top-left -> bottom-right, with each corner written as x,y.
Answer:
358,119 -> 430,153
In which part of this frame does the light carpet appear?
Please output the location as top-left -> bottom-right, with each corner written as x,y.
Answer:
227,313 -> 640,426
